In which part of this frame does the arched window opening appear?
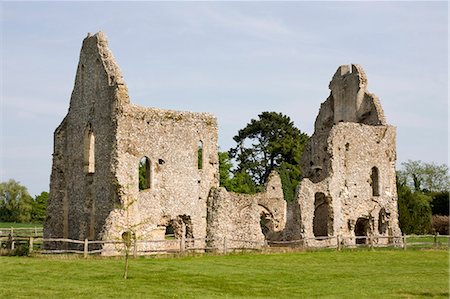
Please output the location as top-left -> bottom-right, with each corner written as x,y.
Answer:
371,167 -> 380,196
378,208 -> 387,235
139,157 -> 151,190
313,192 -> 333,238
84,124 -> 95,174
197,141 -> 203,169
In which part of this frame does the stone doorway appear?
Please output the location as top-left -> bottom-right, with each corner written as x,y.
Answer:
355,217 -> 370,244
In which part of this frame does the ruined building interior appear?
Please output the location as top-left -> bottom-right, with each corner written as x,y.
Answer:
44,32 -> 401,252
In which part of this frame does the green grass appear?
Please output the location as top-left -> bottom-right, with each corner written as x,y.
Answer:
0,249 -> 448,298
0,222 -> 42,229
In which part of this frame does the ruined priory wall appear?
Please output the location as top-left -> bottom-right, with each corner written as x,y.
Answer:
207,172 -> 286,250
298,123 -> 401,245
328,123 -> 401,242
101,105 -> 219,248
44,33 -> 127,244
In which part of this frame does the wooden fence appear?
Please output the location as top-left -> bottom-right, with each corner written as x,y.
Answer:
1,233 -> 448,257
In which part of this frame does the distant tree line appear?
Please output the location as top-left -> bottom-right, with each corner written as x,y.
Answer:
0,179 -> 48,223
397,160 -> 449,235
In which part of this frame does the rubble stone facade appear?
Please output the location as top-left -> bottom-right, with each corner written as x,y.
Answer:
44,33 -> 401,253
285,64 -> 402,246
207,171 -> 286,249
44,32 -> 286,253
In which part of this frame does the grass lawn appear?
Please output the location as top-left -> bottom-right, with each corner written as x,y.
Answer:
0,249 -> 448,298
0,222 -> 42,229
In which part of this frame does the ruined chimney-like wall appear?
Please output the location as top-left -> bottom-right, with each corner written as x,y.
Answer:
293,64 -> 402,246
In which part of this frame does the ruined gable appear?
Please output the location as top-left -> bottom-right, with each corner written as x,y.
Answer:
44,32 -> 220,253
289,64 -> 402,247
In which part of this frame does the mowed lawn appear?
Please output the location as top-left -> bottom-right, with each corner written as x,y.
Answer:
0,222 -> 42,229
0,249 -> 448,298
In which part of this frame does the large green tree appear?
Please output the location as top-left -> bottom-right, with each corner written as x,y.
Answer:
219,151 -> 259,194
229,112 -> 308,201
0,179 -> 34,223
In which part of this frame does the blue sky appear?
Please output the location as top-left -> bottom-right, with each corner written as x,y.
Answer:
1,1 -> 448,196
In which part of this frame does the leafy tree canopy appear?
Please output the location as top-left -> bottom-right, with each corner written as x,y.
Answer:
229,112 -> 309,201
397,184 -> 432,234
397,160 -> 450,193
0,179 -> 34,223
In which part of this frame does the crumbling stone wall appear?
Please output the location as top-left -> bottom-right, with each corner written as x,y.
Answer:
44,32 -> 219,253
285,64 -> 402,246
207,172 -> 286,250
44,32 -> 401,253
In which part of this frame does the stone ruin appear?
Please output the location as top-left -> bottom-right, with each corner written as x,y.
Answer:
44,32 -> 401,253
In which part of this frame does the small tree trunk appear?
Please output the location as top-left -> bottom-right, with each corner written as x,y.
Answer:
123,247 -> 129,279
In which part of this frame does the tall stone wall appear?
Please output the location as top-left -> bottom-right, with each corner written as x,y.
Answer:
44,32 -> 126,245
287,64 -> 402,246
44,32 -> 219,253
44,32 -> 402,253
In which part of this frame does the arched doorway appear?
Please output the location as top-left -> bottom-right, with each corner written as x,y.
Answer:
313,192 -> 333,238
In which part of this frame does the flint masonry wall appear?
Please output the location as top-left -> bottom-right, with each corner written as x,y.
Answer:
286,64 -> 402,246
44,33 -> 126,245
44,32 -> 220,253
207,172 -> 286,250
45,32 -> 402,253
102,106 -> 219,253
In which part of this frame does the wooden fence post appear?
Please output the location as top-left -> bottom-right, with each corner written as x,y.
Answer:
180,235 -> 185,252
29,237 -> 34,254
403,235 -> 407,250
223,236 -> 227,254
369,235 -> 373,250
84,239 -> 89,258
133,237 -> 137,258
337,235 -> 341,251
434,232 -> 438,248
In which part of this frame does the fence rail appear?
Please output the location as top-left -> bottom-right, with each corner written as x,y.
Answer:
0,227 -> 43,238
1,234 -> 448,257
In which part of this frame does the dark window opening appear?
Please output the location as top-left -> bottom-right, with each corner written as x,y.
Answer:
197,141 -> 203,169
139,157 -> 151,190
371,167 -> 380,196
378,208 -> 387,235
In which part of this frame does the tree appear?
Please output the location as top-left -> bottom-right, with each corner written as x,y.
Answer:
397,184 -> 432,234
229,112 -> 308,201
397,160 -> 450,193
32,191 -> 49,222
218,151 -> 233,190
219,151 -> 259,193
430,191 -> 449,216
0,179 -> 34,223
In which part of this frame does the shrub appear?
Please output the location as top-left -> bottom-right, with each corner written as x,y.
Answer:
432,215 -> 449,235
